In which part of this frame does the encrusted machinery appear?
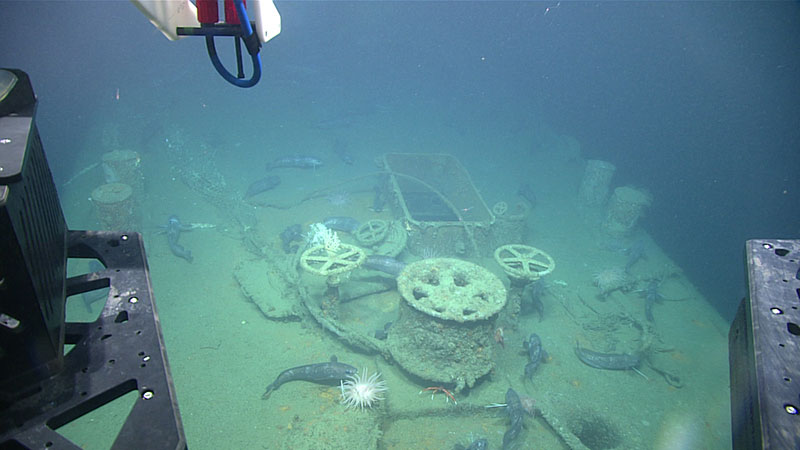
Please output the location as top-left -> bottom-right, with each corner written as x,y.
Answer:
578,159 -> 616,207
299,242 -> 367,317
387,258 -> 507,392
101,149 -> 143,199
603,186 -> 652,237
90,182 -> 136,230
381,153 -> 522,257
493,243 -> 556,322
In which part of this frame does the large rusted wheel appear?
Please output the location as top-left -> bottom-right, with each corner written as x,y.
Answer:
396,258 -> 506,323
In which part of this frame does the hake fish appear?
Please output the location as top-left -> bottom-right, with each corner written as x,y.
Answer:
266,155 -> 323,170
262,356 -> 356,399
574,341 -> 641,370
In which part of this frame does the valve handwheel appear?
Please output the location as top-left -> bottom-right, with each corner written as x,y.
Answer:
493,244 -> 555,281
355,219 -> 389,246
300,244 -> 366,276
492,201 -> 508,216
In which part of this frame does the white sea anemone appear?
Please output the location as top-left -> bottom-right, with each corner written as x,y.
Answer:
418,246 -> 439,259
592,267 -> 627,294
340,367 -> 388,410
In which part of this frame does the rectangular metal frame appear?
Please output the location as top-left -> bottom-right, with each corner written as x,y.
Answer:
382,153 -> 495,257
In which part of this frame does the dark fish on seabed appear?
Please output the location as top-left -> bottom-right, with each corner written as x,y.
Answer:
166,215 -> 193,262
323,216 -> 361,233
266,155 -> 323,170
523,333 -> 546,380
502,388 -> 525,449
279,224 -> 303,253
453,438 -> 488,450
244,175 -> 280,198
374,321 -> 393,340
521,280 -> 545,321
363,254 -> 407,276
262,356 -> 357,399
574,341 -> 641,371
517,183 -> 537,207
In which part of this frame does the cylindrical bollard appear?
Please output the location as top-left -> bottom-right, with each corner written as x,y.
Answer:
102,150 -> 143,199
91,183 -> 136,230
603,186 -> 652,236
387,258 -> 507,392
578,160 -> 616,206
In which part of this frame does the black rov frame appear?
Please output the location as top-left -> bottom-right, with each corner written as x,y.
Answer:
0,69 -> 185,449
730,239 -> 800,449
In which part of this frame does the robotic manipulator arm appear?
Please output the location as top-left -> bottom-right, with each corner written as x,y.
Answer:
131,0 -> 281,88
